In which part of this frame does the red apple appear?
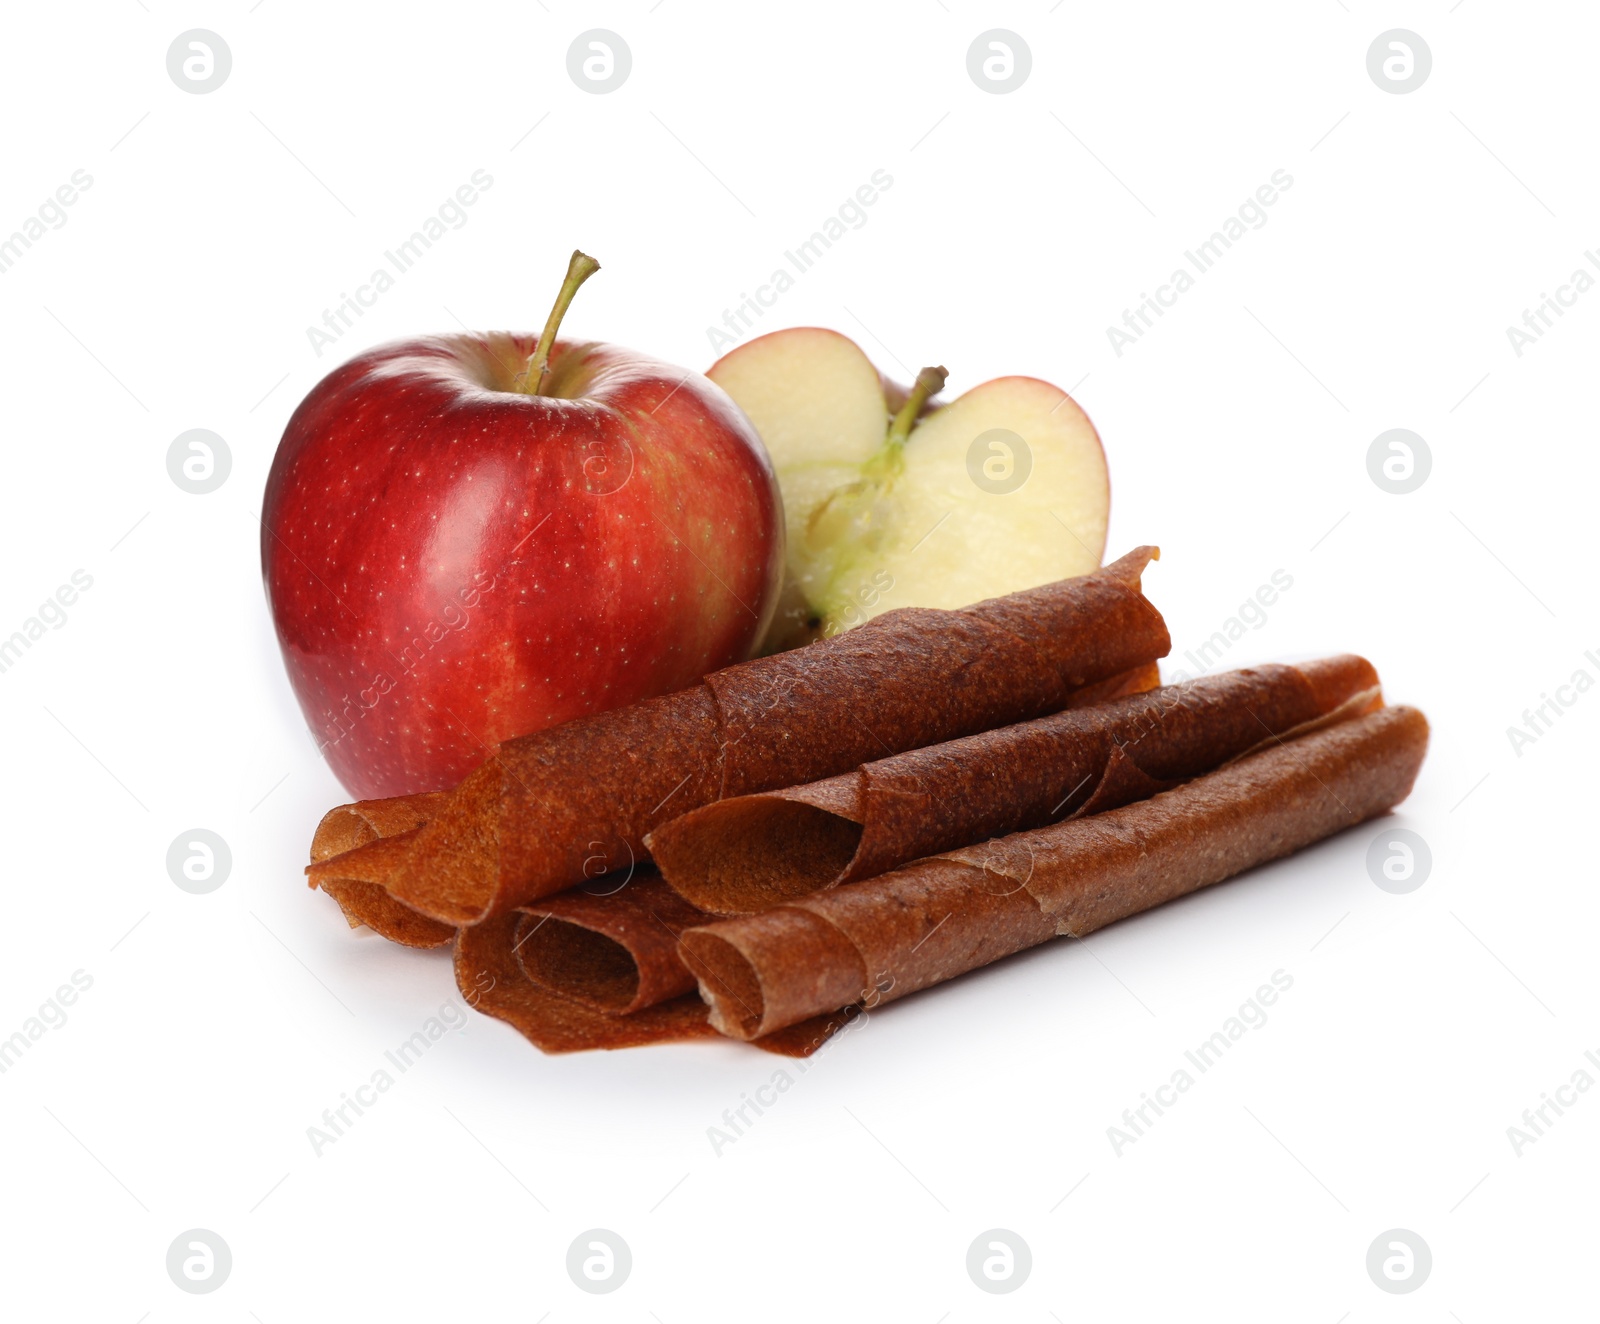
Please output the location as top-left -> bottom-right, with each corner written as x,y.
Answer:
262,252 -> 783,799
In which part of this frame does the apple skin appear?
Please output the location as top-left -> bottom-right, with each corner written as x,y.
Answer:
263,332 -> 783,799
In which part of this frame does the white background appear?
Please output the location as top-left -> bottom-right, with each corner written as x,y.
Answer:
1,2 -> 1594,1318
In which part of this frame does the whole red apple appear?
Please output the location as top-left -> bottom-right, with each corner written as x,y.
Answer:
262,252 -> 783,799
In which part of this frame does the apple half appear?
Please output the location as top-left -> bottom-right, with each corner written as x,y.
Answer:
708,328 -> 1109,650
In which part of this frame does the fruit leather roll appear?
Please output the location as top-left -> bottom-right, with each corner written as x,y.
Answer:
308,793 -> 456,949
647,656 -> 1381,915
455,904 -> 849,1057
513,872 -> 710,1014
316,546 -> 1171,925
680,704 -> 1429,1040
306,785 -> 842,1053
455,913 -> 722,1053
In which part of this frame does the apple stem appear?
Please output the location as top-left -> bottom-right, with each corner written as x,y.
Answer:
886,365 -> 948,447
523,250 -> 601,395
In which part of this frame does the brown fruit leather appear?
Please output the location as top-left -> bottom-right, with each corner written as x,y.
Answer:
680,705 -> 1430,1040
455,913 -> 721,1054
514,872 -> 711,1014
307,794 -> 455,949
454,911 -> 852,1057
298,552 -> 1426,1062
647,656 -> 1381,915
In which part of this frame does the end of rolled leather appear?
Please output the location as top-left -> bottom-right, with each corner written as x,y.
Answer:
318,877 -> 455,949
1295,654 -> 1382,716
680,909 -> 867,1040
1063,660 -> 1164,709
308,791 -> 450,864
310,804 -> 378,865
515,911 -> 646,1012
647,794 -> 866,916
1102,544 -> 1160,589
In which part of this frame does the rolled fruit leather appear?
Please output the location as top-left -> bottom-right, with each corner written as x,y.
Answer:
523,655 -> 1378,1018
647,655 -> 1382,916
303,766 -> 877,1054
309,793 -> 455,949
680,704 -> 1430,1040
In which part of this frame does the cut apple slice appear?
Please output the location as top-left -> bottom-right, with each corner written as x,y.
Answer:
708,328 -> 890,649
709,329 -> 1109,644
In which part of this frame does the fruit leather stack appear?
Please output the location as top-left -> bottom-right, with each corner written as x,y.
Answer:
304,548 -> 1427,1055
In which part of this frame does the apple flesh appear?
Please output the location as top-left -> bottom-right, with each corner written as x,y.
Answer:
263,257 -> 783,799
708,329 -> 1109,648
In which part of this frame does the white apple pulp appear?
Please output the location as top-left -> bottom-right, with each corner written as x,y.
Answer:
709,328 -> 1109,646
